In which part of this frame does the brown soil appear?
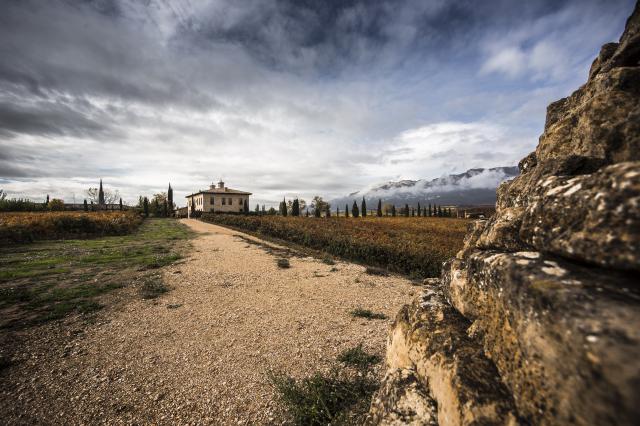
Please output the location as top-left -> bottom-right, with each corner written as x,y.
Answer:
0,219 -> 418,425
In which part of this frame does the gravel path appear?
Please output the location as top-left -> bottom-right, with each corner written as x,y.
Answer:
1,219 -> 418,425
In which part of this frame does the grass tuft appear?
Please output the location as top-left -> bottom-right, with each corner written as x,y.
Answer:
139,276 -> 169,299
364,266 -> 388,276
322,255 -> 336,265
269,369 -> 377,425
277,258 -> 291,268
350,308 -> 387,320
337,344 -> 382,369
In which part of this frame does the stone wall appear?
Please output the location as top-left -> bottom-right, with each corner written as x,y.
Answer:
369,3 -> 640,425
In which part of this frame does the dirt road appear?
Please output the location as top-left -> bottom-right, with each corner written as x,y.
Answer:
1,219 -> 418,425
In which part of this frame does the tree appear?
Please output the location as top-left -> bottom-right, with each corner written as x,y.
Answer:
98,179 -> 105,205
310,196 -> 327,217
291,199 -> 300,216
417,202 -> 421,217
352,201 -> 359,218
306,208 -> 310,217
45,194 -> 49,205
377,199 -> 382,217
325,204 -> 331,217
86,186 -> 119,205
143,197 -> 149,217
90,200 -> 95,211
391,205 -> 396,217
163,199 -> 168,217
268,207 -> 277,215
281,198 -> 288,217
404,204 -> 410,217
345,204 -> 349,218
255,204 -> 260,213
423,206 -> 427,217
167,183 -> 174,212
48,199 -> 65,211
262,205 -> 266,214
438,205 -> 442,217
83,199 -> 88,211
361,197 -> 367,217
119,198 -> 123,211
336,206 -> 339,217
428,204 -> 432,217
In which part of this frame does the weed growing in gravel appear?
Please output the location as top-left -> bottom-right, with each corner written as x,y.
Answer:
269,369 -> 377,425
322,255 -> 336,265
337,344 -> 382,369
139,276 -> 169,299
364,266 -> 388,276
277,258 -> 291,268
350,308 -> 387,320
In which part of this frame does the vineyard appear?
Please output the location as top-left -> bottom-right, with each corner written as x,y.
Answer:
0,211 -> 143,244
202,214 -> 469,277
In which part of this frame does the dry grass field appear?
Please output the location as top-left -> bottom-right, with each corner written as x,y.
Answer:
202,215 -> 469,277
0,211 -> 142,244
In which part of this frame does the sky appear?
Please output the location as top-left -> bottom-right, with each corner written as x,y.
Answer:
0,0 -> 635,207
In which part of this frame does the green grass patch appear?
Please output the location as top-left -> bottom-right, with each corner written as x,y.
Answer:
337,344 -> 382,369
349,308 -> 387,320
0,218 -> 193,328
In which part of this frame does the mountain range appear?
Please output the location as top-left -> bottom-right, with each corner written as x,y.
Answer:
331,166 -> 519,207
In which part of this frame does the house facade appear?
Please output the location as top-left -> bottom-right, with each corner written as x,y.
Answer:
185,181 -> 251,217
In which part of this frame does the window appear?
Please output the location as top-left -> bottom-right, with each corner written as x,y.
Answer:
228,198 -> 233,205
210,197 -> 214,205
222,198 -> 226,205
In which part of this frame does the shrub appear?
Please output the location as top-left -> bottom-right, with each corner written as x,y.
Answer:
0,211 -> 142,244
200,215 -> 467,277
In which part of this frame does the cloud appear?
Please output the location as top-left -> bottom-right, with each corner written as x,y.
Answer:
0,0 -> 636,206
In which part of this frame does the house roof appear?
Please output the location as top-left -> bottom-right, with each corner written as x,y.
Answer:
185,188 -> 252,197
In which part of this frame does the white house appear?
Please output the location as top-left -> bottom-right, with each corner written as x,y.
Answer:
185,181 -> 251,217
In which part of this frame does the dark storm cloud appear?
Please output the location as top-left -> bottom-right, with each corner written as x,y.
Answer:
0,0 -> 636,203
0,100 -> 115,139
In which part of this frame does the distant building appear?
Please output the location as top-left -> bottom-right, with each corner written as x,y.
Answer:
185,181 -> 251,217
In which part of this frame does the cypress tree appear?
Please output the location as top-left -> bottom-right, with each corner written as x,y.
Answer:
438,205 -> 442,217
404,204 -> 410,217
98,179 -> 105,205
326,204 -> 331,218
361,197 -> 367,217
282,198 -> 288,216
45,194 -> 49,205
143,197 -> 149,217
377,199 -> 382,217
336,206 -> 339,217
262,205 -> 266,214
345,204 -> 349,218
423,206 -> 427,217
83,199 -> 88,211
391,205 -> 396,217
314,204 -> 321,217
293,199 -> 300,216
428,203 -> 432,217
168,183 -> 173,213
417,202 -> 421,217
255,204 -> 260,213
119,198 -> 123,211
352,201 -> 359,218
